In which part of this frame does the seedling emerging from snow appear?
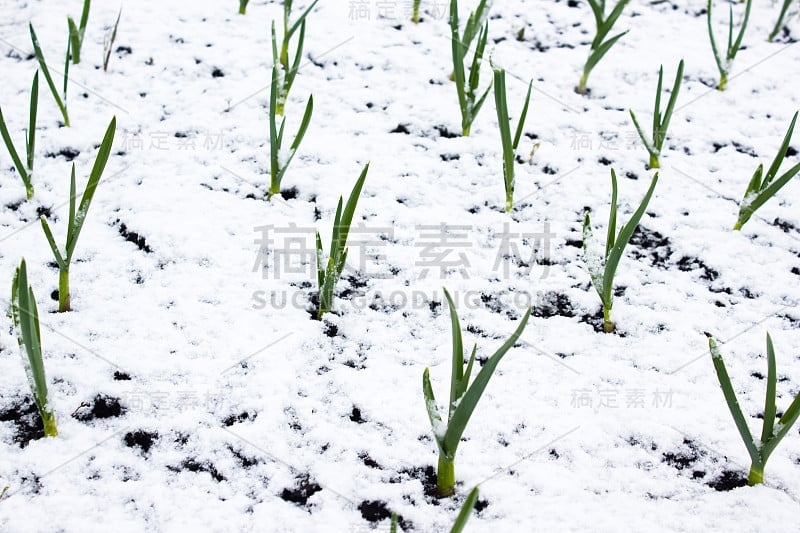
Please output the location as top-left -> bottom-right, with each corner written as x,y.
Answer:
576,0 -> 629,95
67,0 -> 91,65
629,60 -> 684,169
450,0 -> 493,136
390,486 -> 479,531
423,288 -> 531,497
315,164 -> 369,319
0,72 -> 39,199
103,8 -> 122,73
40,117 -> 116,312
769,0 -> 795,42
10,259 -> 58,437
239,0 -> 249,15
708,334 -> 800,485
412,0 -> 421,23
30,23 -> 71,127
493,68 -> 531,212
268,64 -> 313,199
582,169 -> 658,333
271,0 -> 319,116
707,0 -> 752,91
734,111 -> 799,230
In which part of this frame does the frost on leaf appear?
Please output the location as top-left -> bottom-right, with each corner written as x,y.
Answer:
582,221 -> 605,292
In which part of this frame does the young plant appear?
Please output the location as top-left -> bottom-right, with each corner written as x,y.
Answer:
315,164 -> 369,319
493,68 -> 532,212
412,0 -> 422,23
423,288 -> 532,497
271,0 -> 319,115
769,0 -> 796,42
576,0 -> 629,95
450,0 -> 492,136
0,72 -> 39,199
708,334 -> 800,485
268,64 -> 313,198
629,59 -> 684,169
390,486 -> 479,531
40,117 -> 116,312
582,169 -> 658,333
239,0 -> 250,15
30,23 -> 71,127
67,0 -> 91,65
10,259 -> 58,437
103,8 -> 122,73
734,111 -> 799,230
707,0 -> 753,91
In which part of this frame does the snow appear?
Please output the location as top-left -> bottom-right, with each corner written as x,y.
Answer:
1,0 -> 800,531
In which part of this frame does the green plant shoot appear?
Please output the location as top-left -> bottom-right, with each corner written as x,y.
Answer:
390,485 -> 479,530
10,259 -> 58,437
629,59 -> 684,169
576,0 -> 629,95
268,64 -> 313,198
67,0 -> 91,65
450,0 -> 492,136
103,8 -> 122,72
412,0 -> 422,22
583,169 -> 658,333
708,334 -> 800,485
769,0 -> 796,42
239,0 -> 250,15
0,71 -> 39,199
707,0 -> 752,91
315,164 -> 369,319
40,117 -> 116,312
493,68 -> 532,212
734,111 -> 799,230
30,23 -> 71,127
271,0 -> 319,115
423,288 -> 532,497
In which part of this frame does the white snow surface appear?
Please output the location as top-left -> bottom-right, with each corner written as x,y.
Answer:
0,0 -> 799,531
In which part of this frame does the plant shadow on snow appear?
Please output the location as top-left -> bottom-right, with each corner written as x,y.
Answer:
0,397 -> 45,448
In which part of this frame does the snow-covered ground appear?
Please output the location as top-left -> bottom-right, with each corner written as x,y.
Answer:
1,0 -> 799,531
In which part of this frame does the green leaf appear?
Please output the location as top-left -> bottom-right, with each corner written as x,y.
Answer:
66,116 -> 116,260
606,168 -> 618,259
658,59 -> 684,151
708,337 -> 762,468
423,367 -> 446,455
707,0 -> 726,79
760,333 -> 777,445
29,23 -> 69,126
444,288 -> 465,417
286,0 -> 319,41
584,30 -> 628,77
0,105 -> 29,187
729,0 -> 752,61
763,111 -> 798,187
512,80 -> 532,151
40,217 -> 66,269
449,486 -> 479,533
27,71 -> 39,176
442,306 -> 532,455
762,387 -> 800,462
601,172 -> 658,303
629,109 -> 656,157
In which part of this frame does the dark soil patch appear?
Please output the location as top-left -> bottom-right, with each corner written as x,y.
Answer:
124,430 -> 158,454
0,398 -> 45,447
223,411 -> 256,426
117,220 -> 153,253
281,474 -> 322,507
629,226 -> 672,268
707,470 -> 748,491
72,395 -> 126,421
350,406 -> 366,424
171,458 -> 225,482
533,291 -> 575,318
676,256 -> 719,281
